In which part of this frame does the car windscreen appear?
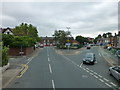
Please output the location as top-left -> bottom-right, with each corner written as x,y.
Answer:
85,54 -> 92,58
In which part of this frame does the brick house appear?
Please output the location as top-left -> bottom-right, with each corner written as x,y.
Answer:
41,36 -> 74,46
41,36 -> 56,46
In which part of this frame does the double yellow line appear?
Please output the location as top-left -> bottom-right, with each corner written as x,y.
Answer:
17,64 -> 28,78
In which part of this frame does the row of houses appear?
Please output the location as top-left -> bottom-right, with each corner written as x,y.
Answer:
97,31 -> 120,49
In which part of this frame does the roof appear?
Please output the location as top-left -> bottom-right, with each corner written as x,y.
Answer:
41,36 -> 54,40
1,27 -> 13,33
72,40 -> 80,44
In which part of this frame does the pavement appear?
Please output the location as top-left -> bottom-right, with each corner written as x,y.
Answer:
98,46 -> 119,66
1,48 -> 41,89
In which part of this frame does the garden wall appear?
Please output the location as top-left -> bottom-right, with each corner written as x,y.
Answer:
9,47 -> 34,56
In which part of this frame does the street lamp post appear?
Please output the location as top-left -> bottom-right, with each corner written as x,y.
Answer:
66,27 -> 70,50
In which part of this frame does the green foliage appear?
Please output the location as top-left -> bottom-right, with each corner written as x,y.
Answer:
75,35 -> 89,45
111,49 -> 117,54
2,46 -> 9,67
13,23 -> 38,37
2,34 -> 37,47
10,36 -> 36,47
0,42 -> 2,67
53,30 -> 71,46
2,34 -> 14,47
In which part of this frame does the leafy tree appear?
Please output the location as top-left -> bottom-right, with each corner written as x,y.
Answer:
106,32 -> 112,38
2,34 -> 14,47
102,33 -> 107,38
53,30 -> 71,46
75,35 -> 89,45
98,34 -> 102,38
13,23 -> 38,37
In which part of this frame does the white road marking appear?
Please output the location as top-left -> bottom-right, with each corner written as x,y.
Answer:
99,79 -> 104,83
89,72 -> 94,75
98,75 -> 102,78
83,68 -> 86,70
93,72 -> 98,75
105,83 -> 112,87
86,68 -> 89,70
86,70 -> 89,73
99,53 -> 102,57
110,82 -> 117,87
26,57 -> 34,65
52,80 -> 55,90
48,57 -> 50,62
79,63 -> 83,67
90,70 -> 94,72
103,78 -> 109,82
49,64 -> 52,74
93,75 -> 98,79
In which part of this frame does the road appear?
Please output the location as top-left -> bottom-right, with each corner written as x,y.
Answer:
8,46 -> 119,89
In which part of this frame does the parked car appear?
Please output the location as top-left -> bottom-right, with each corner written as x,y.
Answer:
86,45 -> 91,49
109,66 -> 120,82
83,53 -> 96,65
115,50 -> 120,58
40,44 -> 44,48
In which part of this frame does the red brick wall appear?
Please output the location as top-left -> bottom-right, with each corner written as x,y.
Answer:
9,47 -> 34,56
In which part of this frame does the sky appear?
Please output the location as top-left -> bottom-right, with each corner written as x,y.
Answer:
0,0 -> 119,38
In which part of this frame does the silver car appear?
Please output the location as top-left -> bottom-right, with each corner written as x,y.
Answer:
109,66 -> 120,82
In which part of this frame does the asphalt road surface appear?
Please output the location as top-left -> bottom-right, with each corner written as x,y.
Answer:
9,46 -> 119,89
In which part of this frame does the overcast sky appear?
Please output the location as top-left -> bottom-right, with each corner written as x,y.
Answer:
1,1 -> 118,38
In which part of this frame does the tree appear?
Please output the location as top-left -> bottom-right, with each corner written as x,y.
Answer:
102,33 -> 107,38
98,34 -> 102,38
75,35 -> 89,45
53,30 -> 71,46
2,34 -> 14,47
106,32 -> 112,38
13,23 -> 38,37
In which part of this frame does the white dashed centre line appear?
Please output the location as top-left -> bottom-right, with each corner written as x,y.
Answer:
49,64 -> 52,74
48,57 -> 50,62
52,80 -> 55,90
99,53 -> 102,57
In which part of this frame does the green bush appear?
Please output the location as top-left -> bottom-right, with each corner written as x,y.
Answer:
2,46 -> 9,67
2,34 -> 37,47
111,49 -> 117,54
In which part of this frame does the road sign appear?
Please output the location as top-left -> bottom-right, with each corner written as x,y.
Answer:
66,43 -> 71,46
66,40 -> 70,42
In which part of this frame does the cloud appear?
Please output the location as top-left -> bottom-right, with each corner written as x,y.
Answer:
1,2 -> 118,38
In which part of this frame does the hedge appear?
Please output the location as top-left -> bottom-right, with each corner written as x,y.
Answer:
2,46 -> 9,67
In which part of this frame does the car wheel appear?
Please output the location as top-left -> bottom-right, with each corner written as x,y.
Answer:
109,70 -> 112,76
83,61 -> 85,64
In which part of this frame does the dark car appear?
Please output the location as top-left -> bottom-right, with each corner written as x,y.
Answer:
86,45 -> 91,49
116,50 -> 120,58
109,66 -> 120,82
83,53 -> 96,65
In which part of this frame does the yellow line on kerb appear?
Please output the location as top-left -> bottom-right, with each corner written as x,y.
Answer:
17,64 -> 28,78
